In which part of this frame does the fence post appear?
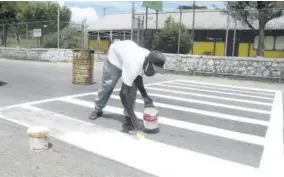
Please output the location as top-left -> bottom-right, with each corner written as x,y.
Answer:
137,16 -> 140,45
178,8 -> 182,54
110,30 -> 113,43
232,18 -> 237,56
156,10 -> 158,32
97,31 -> 100,59
26,23 -> 29,40
191,1 -> 196,55
131,2 -> 134,40
2,24 -> 4,47
84,19 -> 88,48
224,12 -> 229,56
81,20 -> 84,48
57,4 -> 60,49
141,15 -> 144,47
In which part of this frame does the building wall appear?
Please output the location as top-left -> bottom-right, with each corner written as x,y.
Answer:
89,40 -> 109,52
238,43 -> 284,58
88,29 -> 284,58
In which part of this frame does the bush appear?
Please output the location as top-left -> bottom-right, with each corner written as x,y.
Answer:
43,25 -> 81,49
153,15 -> 192,54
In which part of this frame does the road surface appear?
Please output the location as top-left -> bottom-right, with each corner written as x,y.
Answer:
0,58 -> 284,177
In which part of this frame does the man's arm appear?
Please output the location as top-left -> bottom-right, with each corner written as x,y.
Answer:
134,76 -> 154,108
120,83 -> 142,130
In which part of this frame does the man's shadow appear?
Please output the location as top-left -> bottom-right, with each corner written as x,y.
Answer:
101,113 -> 160,134
0,81 -> 7,86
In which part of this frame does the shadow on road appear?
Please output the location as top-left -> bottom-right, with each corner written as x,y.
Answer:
0,81 -> 7,86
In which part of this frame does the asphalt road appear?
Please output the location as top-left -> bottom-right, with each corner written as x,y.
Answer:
1,58 -> 284,177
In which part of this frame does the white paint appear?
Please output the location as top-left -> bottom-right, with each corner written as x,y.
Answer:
145,87 -> 273,106
0,80 -> 178,111
62,98 -> 266,146
144,92 -> 270,114
258,91 -> 284,177
0,105 -> 259,177
103,93 -> 268,126
157,84 -> 274,100
0,92 -> 97,111
169,82 -> 275,96
177,80 -> 278,93
21,105 -> 95,127
0,79 -> 177,111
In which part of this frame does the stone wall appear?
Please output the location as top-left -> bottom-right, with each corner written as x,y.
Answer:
164,54 -> 284,79
1,47 -> 284,80
0,48 -> 73,62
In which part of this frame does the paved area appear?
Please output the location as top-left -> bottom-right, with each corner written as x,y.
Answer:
0,118 -> 155,177
1,58 -> 284,177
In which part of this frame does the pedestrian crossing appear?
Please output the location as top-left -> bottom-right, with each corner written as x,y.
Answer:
0,79 -> 283,177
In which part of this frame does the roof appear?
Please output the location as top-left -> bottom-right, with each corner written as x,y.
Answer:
88,9 -> 284,31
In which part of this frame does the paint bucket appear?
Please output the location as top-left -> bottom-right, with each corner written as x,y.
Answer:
143,107 -> 159,130
27,126 -> 49,152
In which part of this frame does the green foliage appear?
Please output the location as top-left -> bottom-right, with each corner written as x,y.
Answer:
0,1 -> 72,47
224,1 -> 283,56
0,1 -> 18,46
44,24 -> 81,49
153,15 -> 191,54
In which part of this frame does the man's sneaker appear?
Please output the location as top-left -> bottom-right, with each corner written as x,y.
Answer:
88,110 -> 102,120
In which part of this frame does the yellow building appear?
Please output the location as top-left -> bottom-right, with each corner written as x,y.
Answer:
87,10 -> 284,58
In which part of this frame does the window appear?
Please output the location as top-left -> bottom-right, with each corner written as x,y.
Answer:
275,36 -> 284,50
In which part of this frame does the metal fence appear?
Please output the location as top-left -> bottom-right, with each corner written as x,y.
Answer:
131,8 -> 284,58
0,20 -> 87,49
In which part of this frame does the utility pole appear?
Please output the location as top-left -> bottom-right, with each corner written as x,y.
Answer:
103,8 -> 106,16
58,5 -> 60,49
191,1 -> 196,54
131,2 -> 135,40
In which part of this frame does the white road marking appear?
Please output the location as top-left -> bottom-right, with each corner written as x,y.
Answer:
176,80 -> 278,93
1,105 -> 258,177
0,80 -> 177,111
142,92 -> 270,114
61,97 -> 266,146
157,84 -> 274,100
168,82 -> 275,96
91,93 -> 268,126
145,87 -> 273,106
258,91 -> 284,177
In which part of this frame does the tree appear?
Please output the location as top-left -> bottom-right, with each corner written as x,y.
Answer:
43,23 -> 82,49
225,1 -> 283,57
0,1 -> 18,46
16,1 -> 71,47
153,16 -> 191,54
177,5 -> 208,10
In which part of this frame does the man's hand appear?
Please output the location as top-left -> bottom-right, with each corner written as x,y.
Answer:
134,76 -> 154,108
144,96 -> 154,108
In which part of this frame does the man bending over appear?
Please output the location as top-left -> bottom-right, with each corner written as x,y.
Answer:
88,40 -> 166,132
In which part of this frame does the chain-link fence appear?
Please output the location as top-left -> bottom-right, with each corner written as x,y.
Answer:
88,30 -> 132,55
0,20 -> 85,49
131,8 -> 284,58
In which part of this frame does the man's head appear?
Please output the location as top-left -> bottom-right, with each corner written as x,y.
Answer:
143,51 -> 166,77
